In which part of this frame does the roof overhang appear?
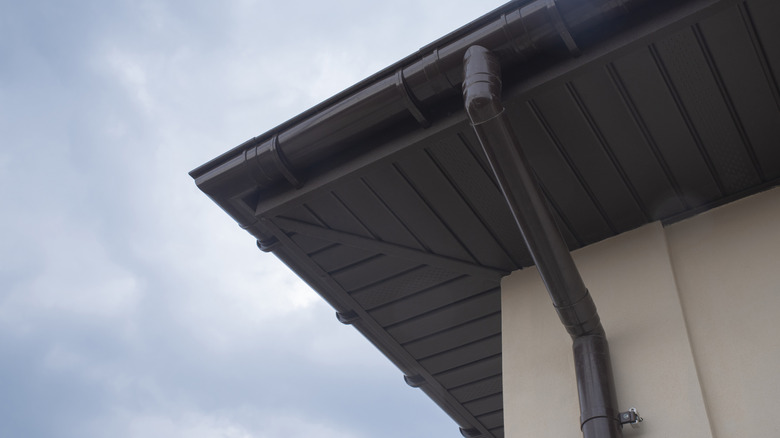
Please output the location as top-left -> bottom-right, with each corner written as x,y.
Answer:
191,0 -> 780,436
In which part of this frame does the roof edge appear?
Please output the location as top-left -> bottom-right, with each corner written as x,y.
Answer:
190,0 -> 663,211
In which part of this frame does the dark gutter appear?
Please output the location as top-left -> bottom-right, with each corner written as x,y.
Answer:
462,45 -> 621,437
190,0 -> 661,241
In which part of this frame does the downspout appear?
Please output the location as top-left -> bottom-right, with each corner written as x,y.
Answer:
462,45 -> 622,437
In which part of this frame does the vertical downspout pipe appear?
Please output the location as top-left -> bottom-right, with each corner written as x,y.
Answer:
462,45 -> 622,438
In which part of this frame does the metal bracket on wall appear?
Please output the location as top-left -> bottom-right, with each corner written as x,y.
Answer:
619,407 -> 643,429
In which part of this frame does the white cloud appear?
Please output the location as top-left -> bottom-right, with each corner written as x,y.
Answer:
91,407 -> 359,438
105,48 -> 155,112
0,221 -> 143,335
96,410 -> 256,438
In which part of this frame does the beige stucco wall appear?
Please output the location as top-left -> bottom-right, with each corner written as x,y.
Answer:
502,187 -> 780,437
665,188 -> 780,437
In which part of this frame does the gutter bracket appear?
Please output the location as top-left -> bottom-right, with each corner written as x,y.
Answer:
500,13 -> 527,60
395,70 -> 431,128
459,427 -> 481,438
270,134 -> 304,189
256,237 -> 280,253
546,0 -> 581,56
336,310 -> 360,324
403,374 -> 426,388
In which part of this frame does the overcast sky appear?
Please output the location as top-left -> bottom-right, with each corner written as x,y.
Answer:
0,0 -> 509,437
